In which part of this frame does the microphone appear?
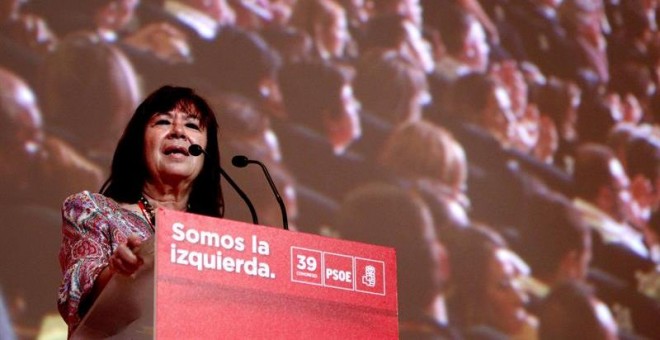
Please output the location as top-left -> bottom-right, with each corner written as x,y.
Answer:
232,155 -> 289,231
188,144 -> 259,224
188,144 -> 206,157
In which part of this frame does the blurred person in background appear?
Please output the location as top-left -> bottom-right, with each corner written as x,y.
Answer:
334,0 -> 370,45
610,62 -> 656,123
414,178 -> 470,252
0,0 -> 57,86
533,77 -> 582,170
227,0 -> 274,31
506,0 -> 577,81
49,0 -> 141,40
76,0 -> 196,74
423,0 -> 500,44
438,72 -> 538,228
378,120 -> 468,207
336,183 -> 459,339
358,14 -> 408,55
0,67 -> 104,208
39,33 -> 141,169
0,0 -> 56,54
277,60 -> 371,201
607,0 -> 658,71
450,72 -> 517,149
518,189 -> 592,297
538,281 -> 619,340
204,29 -> 284,118
358,14 -> 434,73
572,144 -> 655,282
210,92 -> 281,163
0,67 -> 102,337
260,26 -> 314,65
378,119 -> 471,248
558,0 -> 610,86
576,91 -> 621,146
208,91 -> 325,231
607,122 -> 642,171
573,142 -> 660,338
208,87 -> 340,233
532,114 -> 560,165
135,0 -> 241,90
433,5 -> 490,81
353,51 -> 428,160
138,0 -> 235,39
370,0 -> 422,29
624,134 -> 660,228
490,61 -> 541,154
369,0 -> 435,73
289,0 -> 353,61
447,226 -> 538,339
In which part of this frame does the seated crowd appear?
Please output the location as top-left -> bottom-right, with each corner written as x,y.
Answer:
1,0 -> 660,338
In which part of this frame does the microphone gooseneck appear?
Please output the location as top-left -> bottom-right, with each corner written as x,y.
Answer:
231,155 -> 289,231
188,145 -> 259,225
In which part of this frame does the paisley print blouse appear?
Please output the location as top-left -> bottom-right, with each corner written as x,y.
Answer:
57,191 -> 153,332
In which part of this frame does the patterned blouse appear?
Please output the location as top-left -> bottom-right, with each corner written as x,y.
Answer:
58,191 -> 153,332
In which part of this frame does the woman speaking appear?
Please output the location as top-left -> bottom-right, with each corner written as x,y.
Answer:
57,86 -> 223,333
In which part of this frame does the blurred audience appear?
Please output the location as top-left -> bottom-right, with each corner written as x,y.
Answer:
39,33 -> 140,168
538,281 -> 619,340
0,67 -> 103,208
1,0 -> 659,337
289,0 -> 352,61
446,226 -> 538,339
379,120 -> 468,206
277,60 -> 372,201
336,183 -> 458,339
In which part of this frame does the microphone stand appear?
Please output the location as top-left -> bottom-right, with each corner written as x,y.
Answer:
250,161 -> 288,231
232,156 -> 289,231
189,145 -> 258,224
218,167 -> 259,225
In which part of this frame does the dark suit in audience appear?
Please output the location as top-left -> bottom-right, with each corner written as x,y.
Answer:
505,0 -> 578,80
274,121 -> 380,202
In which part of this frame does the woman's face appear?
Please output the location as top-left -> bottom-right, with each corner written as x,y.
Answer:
143,108 -> 207,185
484,248 -> 529,335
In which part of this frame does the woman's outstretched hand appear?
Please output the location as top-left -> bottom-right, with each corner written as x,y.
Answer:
108,235 -> 144,277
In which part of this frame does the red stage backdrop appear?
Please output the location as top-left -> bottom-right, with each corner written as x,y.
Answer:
155,209 -> 399,339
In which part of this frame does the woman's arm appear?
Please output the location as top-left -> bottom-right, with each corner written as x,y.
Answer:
57,192 -> 144,331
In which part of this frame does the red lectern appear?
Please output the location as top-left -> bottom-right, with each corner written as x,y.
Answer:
72,209 -> 398,339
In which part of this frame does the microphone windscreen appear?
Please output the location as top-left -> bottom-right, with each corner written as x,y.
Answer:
232,155 -> 249,168
188,144 -> 205,156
